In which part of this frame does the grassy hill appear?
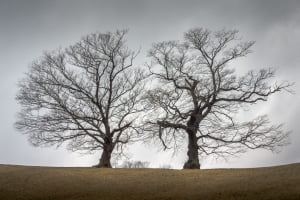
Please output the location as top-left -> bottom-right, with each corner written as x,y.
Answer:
0,163 -> 299,200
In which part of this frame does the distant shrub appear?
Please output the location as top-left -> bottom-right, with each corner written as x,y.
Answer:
121,160 -> 150,168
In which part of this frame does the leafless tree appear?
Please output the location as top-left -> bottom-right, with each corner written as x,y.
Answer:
144,28 -> 291,169
15,30 -> 145,168
121,160 -> 150,168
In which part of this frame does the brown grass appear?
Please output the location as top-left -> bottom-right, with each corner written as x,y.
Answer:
0,163 -> 299,200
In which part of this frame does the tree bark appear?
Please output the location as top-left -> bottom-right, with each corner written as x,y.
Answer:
183,130 -> 200,169
183,113 -> 201,169
95,144 -> 113,168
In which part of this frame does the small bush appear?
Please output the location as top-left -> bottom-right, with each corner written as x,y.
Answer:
121,160 -> 150,168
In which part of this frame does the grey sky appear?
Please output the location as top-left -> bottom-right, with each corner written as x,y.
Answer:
0,0 -> 299,169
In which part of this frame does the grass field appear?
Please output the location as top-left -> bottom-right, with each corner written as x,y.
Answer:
0,163 -> 299,200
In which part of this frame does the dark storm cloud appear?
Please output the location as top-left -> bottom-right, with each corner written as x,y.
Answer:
0,0 -> 299,168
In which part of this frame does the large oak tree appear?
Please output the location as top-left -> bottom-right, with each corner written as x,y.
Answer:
16,30 -> 145,168
145,28 -> 291,169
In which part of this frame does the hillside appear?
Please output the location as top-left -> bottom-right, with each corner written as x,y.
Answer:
0,163 -> 299,200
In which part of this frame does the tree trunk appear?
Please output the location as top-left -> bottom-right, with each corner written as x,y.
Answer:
183,130 -> 200,169
95,145 -> 113,168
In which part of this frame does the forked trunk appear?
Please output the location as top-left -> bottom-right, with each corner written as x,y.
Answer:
183,130 -> 200,169
96,145 -> 113,168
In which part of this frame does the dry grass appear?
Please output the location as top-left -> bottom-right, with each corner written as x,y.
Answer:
0,163 -> 299,200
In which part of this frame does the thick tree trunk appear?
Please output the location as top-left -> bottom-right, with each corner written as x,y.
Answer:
95,145 -> 113,168
183,130 -> 200,169
183,112 -> 201,169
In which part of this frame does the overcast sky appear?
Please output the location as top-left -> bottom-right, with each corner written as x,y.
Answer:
0,0 -> 299,169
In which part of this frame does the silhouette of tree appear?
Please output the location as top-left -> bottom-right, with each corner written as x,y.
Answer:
144,28 -> 291,169
16,30 -> 145,168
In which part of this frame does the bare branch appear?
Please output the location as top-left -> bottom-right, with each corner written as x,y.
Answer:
144,27 -> 292,169
15,30 -> 146,168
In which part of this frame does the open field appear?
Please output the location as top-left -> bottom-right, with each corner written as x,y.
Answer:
0,163 -> 299,200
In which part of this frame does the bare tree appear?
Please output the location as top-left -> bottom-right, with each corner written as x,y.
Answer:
15,30 -> 145,168
121,160 -> 150,168
144,28 -> 291,169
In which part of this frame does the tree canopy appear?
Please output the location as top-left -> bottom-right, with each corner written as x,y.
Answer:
16,30 -> 145,168
144,28 -> 291,169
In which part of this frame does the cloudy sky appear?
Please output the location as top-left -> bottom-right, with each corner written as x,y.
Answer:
0,0 -> 299,169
